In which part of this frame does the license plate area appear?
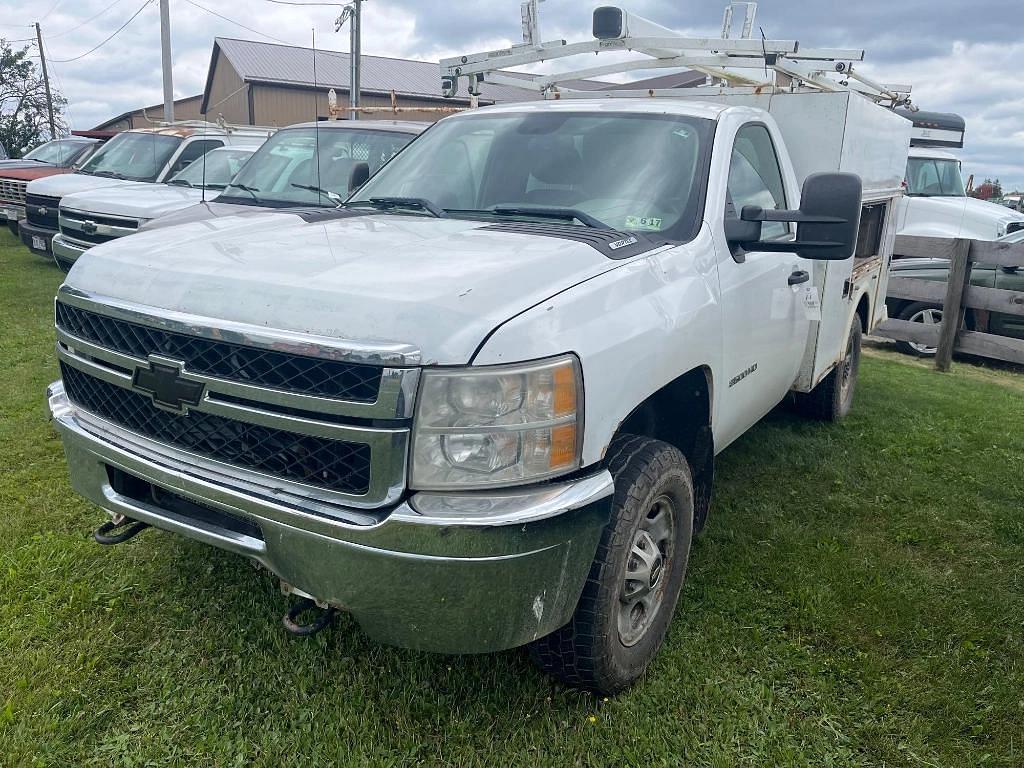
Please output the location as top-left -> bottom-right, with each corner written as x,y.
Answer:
32,235 -> 47,252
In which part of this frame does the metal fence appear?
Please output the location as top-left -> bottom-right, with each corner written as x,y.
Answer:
875,235 -> 1024,371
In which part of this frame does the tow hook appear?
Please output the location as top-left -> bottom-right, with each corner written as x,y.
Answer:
93,514 -> 150,545
282,597 -> 338,637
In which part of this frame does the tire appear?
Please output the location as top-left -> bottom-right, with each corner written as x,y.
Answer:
894,302 -> 942,357
795,314 -> 862,422
528,435 -> 694,694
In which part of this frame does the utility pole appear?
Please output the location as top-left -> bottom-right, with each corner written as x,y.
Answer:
159,0 -> 174,123
34,23 -> 57,138
349,0 -> 362,120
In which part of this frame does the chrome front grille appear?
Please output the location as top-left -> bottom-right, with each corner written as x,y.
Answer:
54,287 -> 420,510
59,207 -> 140,245
61,363 -> 373,495
0,178 -> 26,204
55,302 -> 384,401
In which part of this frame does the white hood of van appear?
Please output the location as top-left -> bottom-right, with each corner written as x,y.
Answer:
898,194 -> 1024,241
64,211 -> 634,364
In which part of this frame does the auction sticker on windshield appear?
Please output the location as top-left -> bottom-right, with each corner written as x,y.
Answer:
625,215 -> 663,231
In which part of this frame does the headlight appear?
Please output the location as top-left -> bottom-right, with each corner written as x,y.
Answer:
997,222 -> 1007,237
411,354 -> 583,489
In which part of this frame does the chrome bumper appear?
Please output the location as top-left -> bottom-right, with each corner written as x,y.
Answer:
52,233 -> 89,266
48,381 -> 613,653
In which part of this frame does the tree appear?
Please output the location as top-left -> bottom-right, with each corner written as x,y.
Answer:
0,39 -> 66,157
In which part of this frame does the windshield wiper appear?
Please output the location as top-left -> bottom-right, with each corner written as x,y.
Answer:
225,182 -> 260,201
167,179 -> 194,187
290,183 -> 344,206
347,197 -> 445,218
92,170 -> 126,179
490,206 -> 608,229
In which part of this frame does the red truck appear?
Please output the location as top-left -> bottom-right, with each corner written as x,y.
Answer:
0,132 -> 112,236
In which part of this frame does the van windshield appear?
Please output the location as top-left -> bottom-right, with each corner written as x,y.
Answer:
905,157 -> 966,197
219,127 -> 415,207
349,111 -> 714,239
78,132 -> 182,182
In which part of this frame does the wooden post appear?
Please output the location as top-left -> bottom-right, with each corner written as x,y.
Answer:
934,238 -> 972,372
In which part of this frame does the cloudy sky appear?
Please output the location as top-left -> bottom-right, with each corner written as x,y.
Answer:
3,0 -> 1021,189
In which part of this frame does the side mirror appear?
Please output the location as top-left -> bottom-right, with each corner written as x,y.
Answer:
730,172 -> 864,261
348,162 -> 370,192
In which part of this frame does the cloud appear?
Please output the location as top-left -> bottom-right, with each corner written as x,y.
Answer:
2,0 -> 1021,189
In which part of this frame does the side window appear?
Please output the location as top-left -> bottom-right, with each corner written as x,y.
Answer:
170,139 -> 224,175
726,124 -> 789,240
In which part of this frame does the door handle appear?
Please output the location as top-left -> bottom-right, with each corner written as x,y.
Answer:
788,270 -> 810,286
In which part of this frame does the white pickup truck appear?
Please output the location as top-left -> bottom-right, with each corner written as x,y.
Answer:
47,9 -> 910,692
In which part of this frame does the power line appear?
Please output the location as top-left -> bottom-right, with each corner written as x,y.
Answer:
181,0 -> 289,44
45,0 -> 128,40
49,0 -> 153,63
39,0 -> 65,23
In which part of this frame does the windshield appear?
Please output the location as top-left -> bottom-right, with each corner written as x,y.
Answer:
170,148 -> 253,188
78,132 -> 182,182
350,111 -> 714,238
24,139 -> 92,165
220,127 -> 415,206
906,157 -> 966,197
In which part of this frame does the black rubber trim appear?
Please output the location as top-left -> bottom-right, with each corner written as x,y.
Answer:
475,221 -> 665,260
286,207 -> 378,224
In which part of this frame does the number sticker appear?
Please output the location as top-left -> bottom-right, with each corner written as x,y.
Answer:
625,215 -> 663,231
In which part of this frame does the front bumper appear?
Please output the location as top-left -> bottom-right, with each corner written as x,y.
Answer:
19,220 -> 56,257
51,233 -> 90,272
48,381 -> 612,653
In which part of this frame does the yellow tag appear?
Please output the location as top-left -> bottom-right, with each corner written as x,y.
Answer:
625,215 -> 663,231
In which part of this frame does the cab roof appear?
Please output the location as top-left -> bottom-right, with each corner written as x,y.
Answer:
453,98 -> 729,121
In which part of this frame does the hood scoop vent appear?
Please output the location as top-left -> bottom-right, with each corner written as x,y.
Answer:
476,221 -> 659,259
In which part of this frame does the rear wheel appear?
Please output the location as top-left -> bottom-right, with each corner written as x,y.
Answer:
528,435 -> 694,694
895,302 -> 941,357
795,314 -> 862,422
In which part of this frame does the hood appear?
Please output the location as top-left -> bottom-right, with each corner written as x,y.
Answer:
27,173 -> 139,199
61,182 -> 205,220
138,200 -> 263,231
899,195 -> 1024,241
66,212 -> 634,364
0,160 -> 54,171
0,166 -> 72,182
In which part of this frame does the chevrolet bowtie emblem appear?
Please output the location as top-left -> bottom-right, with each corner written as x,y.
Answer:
37,206 -> 48,216
81,220 -> 98,235
132,357 -> 205,413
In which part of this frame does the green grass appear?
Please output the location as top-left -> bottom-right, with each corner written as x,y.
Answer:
1,231 -> 1022,767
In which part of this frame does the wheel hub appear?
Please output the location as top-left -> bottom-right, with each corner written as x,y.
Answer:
618,494 -> 675,647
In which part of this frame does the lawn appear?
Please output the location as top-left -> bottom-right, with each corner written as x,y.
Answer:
1,231 -> 1022,767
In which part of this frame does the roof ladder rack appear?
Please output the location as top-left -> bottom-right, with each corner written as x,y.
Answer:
440,3 -> 913,109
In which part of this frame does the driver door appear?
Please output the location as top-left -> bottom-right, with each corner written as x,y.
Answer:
715,123 -> 811,448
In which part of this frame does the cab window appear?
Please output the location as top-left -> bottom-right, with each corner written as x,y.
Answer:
727,124 -> 789,240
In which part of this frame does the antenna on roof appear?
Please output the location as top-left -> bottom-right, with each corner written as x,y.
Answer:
312,29 -> 324,199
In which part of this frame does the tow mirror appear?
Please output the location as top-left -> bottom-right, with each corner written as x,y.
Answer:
730,172 -> 863,261
348,162 -> 370,192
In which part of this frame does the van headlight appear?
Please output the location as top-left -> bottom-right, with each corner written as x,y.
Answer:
997,222 -> 1007,237
411,354 -> 583,489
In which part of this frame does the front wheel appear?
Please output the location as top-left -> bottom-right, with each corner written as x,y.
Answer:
528,435 -> 694,694
795,314 -> 862,422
